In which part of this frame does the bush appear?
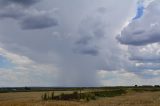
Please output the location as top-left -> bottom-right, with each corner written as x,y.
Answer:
90,93 -> 96,100
41,92 -> 48,100
41,92 -> 55,100
86,95 -> 90,102
83,93 -> 96,102
73,91 -> 80,100
60,93 -> 65,99
51,91 -> 54,100
55,91 -> 80,100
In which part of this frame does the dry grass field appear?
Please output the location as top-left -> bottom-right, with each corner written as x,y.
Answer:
0,91 -> 160,106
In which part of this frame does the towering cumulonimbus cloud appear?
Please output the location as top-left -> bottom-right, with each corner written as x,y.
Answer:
117,0 -> 160,46
116,0 -> 160,81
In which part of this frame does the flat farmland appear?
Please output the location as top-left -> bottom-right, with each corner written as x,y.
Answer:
0,90 -> 160,106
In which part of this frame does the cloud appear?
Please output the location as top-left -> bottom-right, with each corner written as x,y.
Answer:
74,12 -> 106,56
74,47 -> 99,56
3,0 -> 159,87
128,43 -> 160,63
124,43 -> 160,74
97,69 -> 160,86
0,0 -> 40,7
117,0 -> 160,46
136,63 -> 160,71
20,11 -> 58,30
0,5 -> 25,19
126,44 -> 160,75
0,0 -> 58,30
115,0 -> 160,78
0,47 -> 59,87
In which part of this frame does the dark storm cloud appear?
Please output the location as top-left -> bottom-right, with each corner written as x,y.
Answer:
20,14 -> 58,30
0,0 -> 58,30
75,36 -> 99,56
81,49 -> 99,56
74,47 -> 99,56
74,13 -> 106,56
130,56 -> 160,63
117,28 -> 160,46
0,0 -> 40,6
117,0 -> 160,46
0,7 -> 24,19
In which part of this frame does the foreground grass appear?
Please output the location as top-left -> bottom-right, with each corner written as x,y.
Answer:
0,91 -> 160,106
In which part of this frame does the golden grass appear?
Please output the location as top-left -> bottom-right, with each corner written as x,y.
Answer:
0,91 -> 160,106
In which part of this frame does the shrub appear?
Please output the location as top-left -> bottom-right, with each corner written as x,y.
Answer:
72,91 -> 80,100
41,92 -> 48,100
84,93 -> 96,101
90,93 -> 96,100
51,91 -> 54,100
60,93 -> 65,99
86,96 -> 90,102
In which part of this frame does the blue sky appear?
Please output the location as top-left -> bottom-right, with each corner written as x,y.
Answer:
0,55 -> 14,68
133,1 -> 144,20
0,0 -> 160,87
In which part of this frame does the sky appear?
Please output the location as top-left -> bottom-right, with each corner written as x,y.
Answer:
0,0 -> 160,87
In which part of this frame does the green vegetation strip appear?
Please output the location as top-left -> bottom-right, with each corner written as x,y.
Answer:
41,89 -> 127,101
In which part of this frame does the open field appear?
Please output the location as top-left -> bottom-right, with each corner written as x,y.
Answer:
0,88 -> 160,106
